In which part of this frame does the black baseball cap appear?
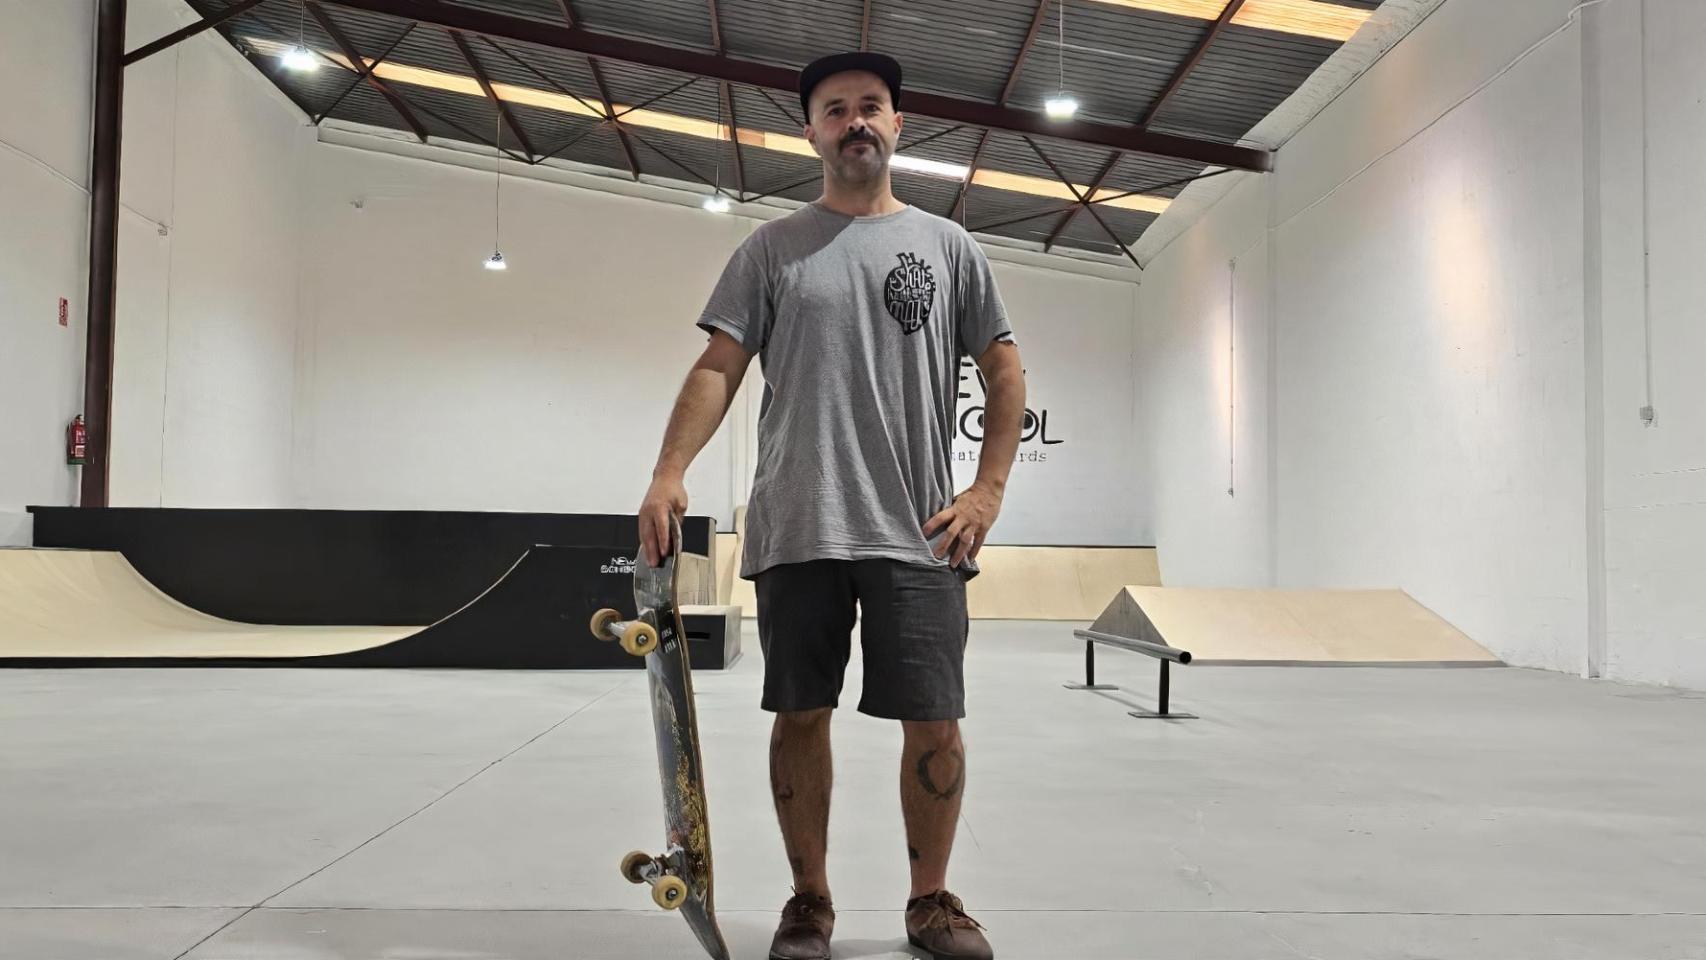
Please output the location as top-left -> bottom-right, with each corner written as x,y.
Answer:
798,51 -> 903,117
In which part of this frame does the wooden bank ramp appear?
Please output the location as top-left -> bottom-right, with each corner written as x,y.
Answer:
1091,586 -> 1502,665
0,549 -> 407,659
967,546 -> 1160,620
0,547 -> 711,668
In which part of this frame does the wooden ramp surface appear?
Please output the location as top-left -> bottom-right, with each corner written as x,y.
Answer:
0,549 -> 407,658
1092,586 -> 1501,664
967,547 -> 1159,620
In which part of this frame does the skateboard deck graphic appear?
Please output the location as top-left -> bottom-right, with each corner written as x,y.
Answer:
590,515 -> 729,960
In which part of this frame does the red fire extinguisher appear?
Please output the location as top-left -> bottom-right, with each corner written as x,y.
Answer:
67,415 -> 87,466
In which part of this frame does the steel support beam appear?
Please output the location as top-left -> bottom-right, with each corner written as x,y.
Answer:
451,30 -> 537,160
757,86 -> 804,128
721,82 -> 747,198
307,1 -> 428,141
951,0 -> 1048,220
1140,0 -> 1248,129
1024,137 -> 1136,266
483,35 -> 608,120
1043,0 -> 1248,249
314,23 -> 415,123
82,0 -> 127,507
966,184 -> 1167,235
592,60 -> 643,179
123,0 -> 264,65
626,128 -> 719,192
1040,153 -> 1118,249
1000,0 -> 1054,107
706,0 -> 744,198
553,0 -> 641,179
949,129 -> 990,221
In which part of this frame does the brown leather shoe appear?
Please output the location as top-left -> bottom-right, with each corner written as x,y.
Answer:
906,890 -> 992,960
769,889 -> 835,960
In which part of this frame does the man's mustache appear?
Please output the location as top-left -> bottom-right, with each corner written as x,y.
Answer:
839,129 -> 879,149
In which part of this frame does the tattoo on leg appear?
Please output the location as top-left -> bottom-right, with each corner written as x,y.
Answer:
908,845 -> 921,862
770,737 -> 793,803
915,748 -> 964,801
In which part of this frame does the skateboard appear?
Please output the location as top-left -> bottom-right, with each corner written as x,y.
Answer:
589,514 -> 730,960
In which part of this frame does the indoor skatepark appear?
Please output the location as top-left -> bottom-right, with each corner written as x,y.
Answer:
4,1 -> 1705,958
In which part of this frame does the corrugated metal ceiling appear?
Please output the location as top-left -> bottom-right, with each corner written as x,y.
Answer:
191,0 -> 1386,258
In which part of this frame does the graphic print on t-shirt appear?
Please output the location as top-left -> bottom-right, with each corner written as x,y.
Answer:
882,252 -> 937,335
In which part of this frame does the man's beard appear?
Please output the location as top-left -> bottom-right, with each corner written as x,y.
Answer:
827,129 -> 888,184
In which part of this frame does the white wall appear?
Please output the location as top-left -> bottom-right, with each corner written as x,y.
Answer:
955,260 -> 1147,545
1136,173 -> 1274,585
0,0 -> 308,540
294,144 -> 749,526
296,140 -> 1149,543
1138,0 -> 1706,688
0,0 -> 96,543
1273,18 -> 1588,674
1586,0 -> 1706,690
109,0 -> 310,508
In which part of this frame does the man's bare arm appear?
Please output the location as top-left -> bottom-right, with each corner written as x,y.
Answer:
640,330 -> 753,564
923,338 -> 1025,567
970,338 -> 1025,498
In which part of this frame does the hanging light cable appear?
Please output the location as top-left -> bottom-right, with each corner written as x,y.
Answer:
1045,0 -> 1079,119
703,92 -> 732,213
484,112 -> 508,270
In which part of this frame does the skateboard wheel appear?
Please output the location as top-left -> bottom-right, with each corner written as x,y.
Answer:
619,850 -> 651,885
621,621 -> 659,657
653,874 -> 688,910
590,608 -> 623,641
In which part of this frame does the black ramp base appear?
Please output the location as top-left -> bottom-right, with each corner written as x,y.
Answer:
26,507 -> 716,625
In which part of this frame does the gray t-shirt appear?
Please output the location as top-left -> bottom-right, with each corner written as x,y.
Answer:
697,201 -> 1013,580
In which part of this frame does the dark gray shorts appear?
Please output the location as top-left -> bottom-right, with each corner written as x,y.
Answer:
754,559 -> 969,721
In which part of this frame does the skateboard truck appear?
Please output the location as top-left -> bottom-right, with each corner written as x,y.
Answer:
590,607 -> 659,657
620,847 -> 691,910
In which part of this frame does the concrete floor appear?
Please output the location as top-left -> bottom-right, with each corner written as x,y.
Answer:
2,621 -> 1703,960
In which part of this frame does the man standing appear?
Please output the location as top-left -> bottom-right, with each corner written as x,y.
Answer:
637,51 -> 1024,960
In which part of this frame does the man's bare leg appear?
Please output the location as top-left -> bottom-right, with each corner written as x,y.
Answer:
771,708 -> 834,897
900,719 -> 964,898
